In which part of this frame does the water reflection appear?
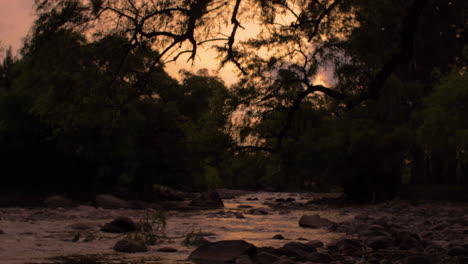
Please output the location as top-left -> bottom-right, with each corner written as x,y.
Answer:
159,192 -> 349,263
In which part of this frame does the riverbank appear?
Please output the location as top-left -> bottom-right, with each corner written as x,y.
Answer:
0,192 -> 467,263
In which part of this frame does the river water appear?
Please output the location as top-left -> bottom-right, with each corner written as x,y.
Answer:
0,192 -> 351,264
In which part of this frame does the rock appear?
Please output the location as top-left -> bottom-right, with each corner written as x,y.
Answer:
246,197 -> 259,201
96,194 -> 130,209
113,239 -> 148,253
101,216 -> 138,233
354,213 -> 370,221
299,214 -> 335,229
154,185 -> 187,201
238,205 -> 253,208
196,231 -> 217,237
334,238 -> 363,256
272,234 -> 284,239
367,236 -> 393,250
235,212 -> 246,219
394,230 -> 421,250
189,192 -> 224,208
306,252 -> 332,263
448,246 -> 467,256
307,240 -> 324,248
257,251 -> 280,264
273,259 -> 296,264
0,229 -> 4,234
280,242 -> 316,259
431,223 -> 447,231
128,200 -> 151,209
69,223 -> 95,230
44,195 -> 74,207
189,240 -> 257,264
157,247 -> 178,252
404,255 -> 431,264
235,255 -> 253,264
246,208 -> 269,215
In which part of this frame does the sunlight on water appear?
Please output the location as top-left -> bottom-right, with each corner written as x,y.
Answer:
157,192 -> 350,263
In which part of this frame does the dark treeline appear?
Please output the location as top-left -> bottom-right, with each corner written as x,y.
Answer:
0,0 -> 467,201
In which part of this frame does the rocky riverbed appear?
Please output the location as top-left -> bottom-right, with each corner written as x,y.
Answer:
0,192 -> 467,264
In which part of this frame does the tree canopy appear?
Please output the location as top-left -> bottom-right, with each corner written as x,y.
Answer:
0,0 -> 467,200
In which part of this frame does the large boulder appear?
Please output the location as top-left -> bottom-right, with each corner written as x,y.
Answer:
96,194 -> 130,209
189,240 -> 257,264
367,236 -> 393,250
279,242 -> 316,259
257,251 -> 280,264
113,239 -> 148,253
44,195 -> 74,207
299,214 -> 335,229
101,216 -> 138,233
189,192 -> 224,208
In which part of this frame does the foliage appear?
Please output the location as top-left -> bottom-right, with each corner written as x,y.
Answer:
126,209 -> 167,245
181,229 -> 208,248
1,0 -> 467,199
419,68 -> 468,159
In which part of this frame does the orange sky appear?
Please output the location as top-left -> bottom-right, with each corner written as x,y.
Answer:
0,0 -> 35,54
0,0 -> 246,86
0,0 -> 331,87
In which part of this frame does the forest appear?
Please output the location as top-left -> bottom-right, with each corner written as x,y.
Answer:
0,0 -> 467,202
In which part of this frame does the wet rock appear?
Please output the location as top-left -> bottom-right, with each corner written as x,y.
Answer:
235,255 -> 253,264
44,195 -> 74,207
404,255 -> 431,264
448,246 -> 467,256
113,239 -> 148,253
157,247 -> 178,252
189,240 -> 257,264
189,192 -> 224,208
272,234 -> 284,239
196,231 -> 217,237
235,212 -> 246,219
246,208 -> 269,215
100,216 -> 138,233
307,240 -> 324,248
285,198 -> 296,202
257,251 -> 280,264
306,252 -> 332,263
238,205 -> 253,208
69,222 -> 96,230
96,194 -> 130,209
367,236 -> 393,250
246,197 -> 259,201
0,229 -> 4,234
299,214 -> 335,229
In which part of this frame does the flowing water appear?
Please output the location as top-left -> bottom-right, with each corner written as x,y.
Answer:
0,192 -> 351,264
